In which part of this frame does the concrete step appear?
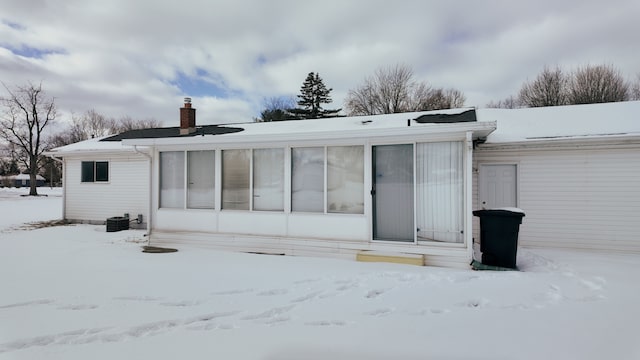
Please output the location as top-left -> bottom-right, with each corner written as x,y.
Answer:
356,251 -> 425,266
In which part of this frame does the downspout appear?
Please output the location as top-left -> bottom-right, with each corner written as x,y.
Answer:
133,146 -> 153,243
48,155 -> 66,221
465,131 -> 474,265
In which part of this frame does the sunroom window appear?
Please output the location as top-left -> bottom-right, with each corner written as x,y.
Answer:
327,146 -> 364,214
159,151 -> 185,208
222,149 -> 250,210
416,141 -> 464,243
187,150 -> 215,209
253,148 -> 284,211
292,145 -> 364,214
291,147 -> 324,212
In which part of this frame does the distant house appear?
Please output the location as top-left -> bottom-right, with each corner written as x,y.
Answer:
1,173 -> 46,188
46,99 -> 640,267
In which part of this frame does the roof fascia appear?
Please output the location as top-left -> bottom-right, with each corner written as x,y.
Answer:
123,121 -> 497,147
43,147 -> 149,157
478,134 -> 640,151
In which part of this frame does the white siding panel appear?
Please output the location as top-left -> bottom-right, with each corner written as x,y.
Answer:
156,209 -> 217,232
474,146 -> 640,253
65,155 -> 149,224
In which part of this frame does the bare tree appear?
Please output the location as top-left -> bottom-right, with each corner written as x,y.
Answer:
489,63 -> 635,108
72,109 -> 116,139
486,95 -> 520,109
54,110 -> 161,145
346,64 -> 415,115
47,110 -> 162,157
258,96 -> 298,122
345,64 -> 466,115
114,116 -> 161,132
567,64 -> 629,104
631,73 -> 640,101
0,82 -> 56,195
422,88 -> 466,110
518,66 -> 568,107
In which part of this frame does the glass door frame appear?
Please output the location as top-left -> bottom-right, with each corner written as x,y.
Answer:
371,143 -> 417,243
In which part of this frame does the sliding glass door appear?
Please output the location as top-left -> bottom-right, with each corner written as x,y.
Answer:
372,144 -> 414,242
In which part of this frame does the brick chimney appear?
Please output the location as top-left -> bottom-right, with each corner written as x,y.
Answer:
180,97 -> 196,135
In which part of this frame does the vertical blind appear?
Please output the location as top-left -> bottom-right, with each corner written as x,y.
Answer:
222,149 -> 250,210
253,148 -> 284,211
187,150 -> 215,209
291,147 -> 324,212
160,151 -> 185,208
416,141 -> 463,243
327,146 -> 364,214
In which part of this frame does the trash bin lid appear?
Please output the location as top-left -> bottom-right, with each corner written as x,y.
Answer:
473,208 -> 525,217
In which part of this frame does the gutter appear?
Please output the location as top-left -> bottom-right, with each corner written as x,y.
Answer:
478,134 -> 640,151
133,145 -> 153,244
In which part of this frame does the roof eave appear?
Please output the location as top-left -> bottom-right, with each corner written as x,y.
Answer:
123,121 -> 497,147
478,133 -> 640,150
43,146 -> 150,157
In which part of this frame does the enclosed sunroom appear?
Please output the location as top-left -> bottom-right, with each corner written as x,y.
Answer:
125,102 -> 495,268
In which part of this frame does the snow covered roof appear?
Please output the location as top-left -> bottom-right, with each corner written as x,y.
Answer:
46,101 -> 640,155
122,108 -> 494,147
476,101 -> 640,144
45,135 -> 140,156
48,108 -> 493,154
2,174 -> 46,181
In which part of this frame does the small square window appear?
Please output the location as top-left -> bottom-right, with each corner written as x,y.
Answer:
81,161 -> 109,183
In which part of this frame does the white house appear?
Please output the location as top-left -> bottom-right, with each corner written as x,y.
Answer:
46,99 -> 640,267
45,136 -> 150,228
473,101 -> 640,253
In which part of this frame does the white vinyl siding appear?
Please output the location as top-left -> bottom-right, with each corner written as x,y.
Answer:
65,155 -> 149,223
474,146 -> 640,253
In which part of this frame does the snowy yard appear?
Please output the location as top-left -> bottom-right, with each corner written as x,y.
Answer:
1,188 -> 639,359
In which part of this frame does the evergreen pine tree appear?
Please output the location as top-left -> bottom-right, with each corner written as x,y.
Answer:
290,72 -> 341,119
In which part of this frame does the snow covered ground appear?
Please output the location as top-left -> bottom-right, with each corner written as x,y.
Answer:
1,187 -> 639,359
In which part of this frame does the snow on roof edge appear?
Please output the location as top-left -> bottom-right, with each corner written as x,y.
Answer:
477,101 -> 640,144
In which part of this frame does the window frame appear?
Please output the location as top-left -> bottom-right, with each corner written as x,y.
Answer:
187,150 -> 216,209
81,161 -> 109,183
290,145 -> 365,215
156,144 -> 366,216
221,149 -> 251,210
159,151 -> 186,209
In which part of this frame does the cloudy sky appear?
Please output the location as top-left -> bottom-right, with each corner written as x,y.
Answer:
1,0 -> 638,127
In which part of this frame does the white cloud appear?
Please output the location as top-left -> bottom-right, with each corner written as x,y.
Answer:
1,0 -> 639,128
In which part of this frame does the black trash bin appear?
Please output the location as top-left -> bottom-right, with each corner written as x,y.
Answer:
473,209 -> 525,269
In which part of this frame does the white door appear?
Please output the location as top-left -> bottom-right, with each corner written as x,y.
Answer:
479,164 -> 517,209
